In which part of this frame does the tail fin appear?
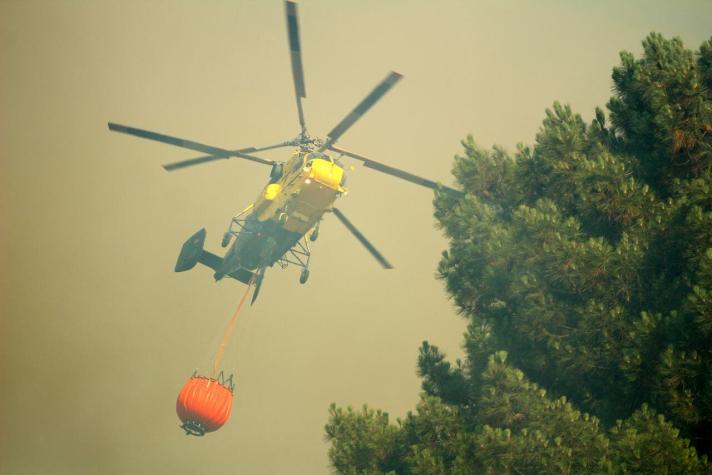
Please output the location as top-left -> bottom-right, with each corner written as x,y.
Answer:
251,268 -> 266,305
175,228 -> 207,272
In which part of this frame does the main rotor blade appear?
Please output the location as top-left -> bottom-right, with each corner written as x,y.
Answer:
107,123 -> 274,167
163,141 -> 295,171
329,146 -> 465,198
319,71 -> 403,151
285,1 -> 307,135
331,207 -> 393,269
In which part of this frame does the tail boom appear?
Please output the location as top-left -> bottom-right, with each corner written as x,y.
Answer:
175,228 -> 264,302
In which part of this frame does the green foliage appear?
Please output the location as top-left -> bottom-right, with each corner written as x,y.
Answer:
700,38 -> 712,96
325,404 -> 405,475
326,33 -> 712,473
436,32 -> 712,445
608,33 -> 712,196
609,404 -> 708,474
417,341 -> 469,406
463,351 -> 610,474
401,396 -> 463,474
326,350 -> 709,474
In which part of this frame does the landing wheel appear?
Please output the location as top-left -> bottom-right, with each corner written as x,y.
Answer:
299,269 -> 310,284
309,229 -> 319,242
221,232 -> 231,248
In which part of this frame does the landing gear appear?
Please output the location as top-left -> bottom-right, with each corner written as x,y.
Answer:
278,212 -> 288,225
221,231 -> 232,248
278,235 -> 312,285
309,220 -> 321,242
223,204 -> 253,248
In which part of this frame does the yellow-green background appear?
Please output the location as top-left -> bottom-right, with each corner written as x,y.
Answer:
1,1 -> 710,473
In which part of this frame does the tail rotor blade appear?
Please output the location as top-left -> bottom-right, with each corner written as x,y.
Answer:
332,207 -> 393,269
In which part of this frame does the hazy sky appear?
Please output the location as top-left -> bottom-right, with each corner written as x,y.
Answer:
2,1 -> 711,473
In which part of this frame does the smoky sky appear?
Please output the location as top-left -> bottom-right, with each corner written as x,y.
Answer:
2,1 -> 711,473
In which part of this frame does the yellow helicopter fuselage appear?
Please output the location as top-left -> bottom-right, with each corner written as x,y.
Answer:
216,151 -> 346,274
253,151 -> 346,233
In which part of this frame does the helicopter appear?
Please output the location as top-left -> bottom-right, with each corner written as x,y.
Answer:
108,1 -> 463,304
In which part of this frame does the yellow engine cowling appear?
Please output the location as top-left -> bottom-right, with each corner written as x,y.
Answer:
264,183 -> 281,200
309,159 -> 344,192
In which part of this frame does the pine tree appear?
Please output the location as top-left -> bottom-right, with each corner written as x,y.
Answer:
326,33 -> 712,473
